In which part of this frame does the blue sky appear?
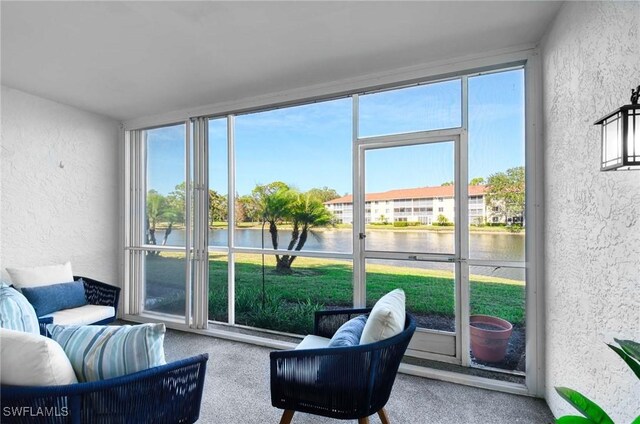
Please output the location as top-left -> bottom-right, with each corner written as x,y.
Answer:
147,69 -> 524,196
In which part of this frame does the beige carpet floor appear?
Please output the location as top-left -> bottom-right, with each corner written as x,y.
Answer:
162,328 -> 555,424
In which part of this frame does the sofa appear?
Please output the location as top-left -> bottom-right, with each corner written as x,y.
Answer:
0,310 -> 207,424
1,352 -> 209,424
3,262 -> 120,333
37,275 -> 120,335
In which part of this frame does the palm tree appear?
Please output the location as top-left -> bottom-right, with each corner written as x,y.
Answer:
146,190 -> 166,246
146,190 -> 179,253
254,184 -> 333,273
258,186 -> 296,257
276,193 -> 333,271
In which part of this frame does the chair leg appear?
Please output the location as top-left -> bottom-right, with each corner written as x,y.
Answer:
279,410 -> 295,424
358,417 -> 370,424
378,408 -> 390,424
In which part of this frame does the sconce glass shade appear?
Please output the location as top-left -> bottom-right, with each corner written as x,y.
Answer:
595,105 -> 640,171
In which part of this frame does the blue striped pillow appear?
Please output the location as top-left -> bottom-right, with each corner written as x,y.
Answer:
0,283 -> 40,334
47,323 -> 166,382
327,315 -> 367,347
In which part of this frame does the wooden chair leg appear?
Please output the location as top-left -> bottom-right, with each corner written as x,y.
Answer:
378,408 -> 390,424
279,409 -> 295,424
358,417 -> 370,424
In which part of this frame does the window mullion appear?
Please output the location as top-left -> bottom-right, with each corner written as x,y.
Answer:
459,75 -> 471,367
227,115 -> 236,325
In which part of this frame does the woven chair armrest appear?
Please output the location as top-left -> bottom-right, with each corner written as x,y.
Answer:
38,316 -> 54,337
75,275 -> 121,311
313,308 -> 371,338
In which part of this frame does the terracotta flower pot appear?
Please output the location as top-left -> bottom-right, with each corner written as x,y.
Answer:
470,315 -> 513,363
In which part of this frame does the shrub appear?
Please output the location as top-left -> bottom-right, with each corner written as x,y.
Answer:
435,214 -> 453,226
393,221 -> 409,227
233,288 -> 323,335
208,289 -> 228,322
507,224 -> 524,233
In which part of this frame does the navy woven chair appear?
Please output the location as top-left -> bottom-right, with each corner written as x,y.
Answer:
270,308 -> 416,424
37,275 -> 121,336
1,353 -> 208,424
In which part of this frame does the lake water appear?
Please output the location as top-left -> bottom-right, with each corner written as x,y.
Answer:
160,228 -> 525,279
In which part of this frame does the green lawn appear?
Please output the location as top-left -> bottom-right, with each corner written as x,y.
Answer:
145,253 -> 525,335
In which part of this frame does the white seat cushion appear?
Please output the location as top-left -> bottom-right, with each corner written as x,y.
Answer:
0,328 -> 78,386
41,304 -> 115,325
295,334 -> 331,350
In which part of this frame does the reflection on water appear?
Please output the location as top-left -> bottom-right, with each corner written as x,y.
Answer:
160,228 -> 525,279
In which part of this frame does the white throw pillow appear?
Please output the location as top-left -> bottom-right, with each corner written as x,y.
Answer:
6,261 -> 74,288
360,289 -> 406,344
0,328 -> 78,386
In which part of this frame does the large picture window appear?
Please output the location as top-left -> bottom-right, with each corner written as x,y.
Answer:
125,63 -> 535,388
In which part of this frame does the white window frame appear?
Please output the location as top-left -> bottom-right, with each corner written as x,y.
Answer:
122,48 -> 544,397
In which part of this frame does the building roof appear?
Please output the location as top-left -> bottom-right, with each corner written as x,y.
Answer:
324,185 -> 486,204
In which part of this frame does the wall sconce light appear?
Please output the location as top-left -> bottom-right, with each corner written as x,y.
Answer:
594,85 -> 640,171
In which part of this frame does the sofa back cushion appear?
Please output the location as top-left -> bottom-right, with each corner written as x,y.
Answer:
0,328 -> 78,386
48,323 -> 166,382
6,261 -> 74,288
360,289 -> 406,344
0,283 -> 40,334
21,280 -> 88,317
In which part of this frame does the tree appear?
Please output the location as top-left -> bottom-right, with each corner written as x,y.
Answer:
165,182 -> 186,224
209,190 -> 227,225
469,177 -> 485,186
441,181 -> 454,186
277,193 -> 333,271
252,181 -> 289,200
145,190 -> 178,251
253,183 -> 333,272
306,186 -> 340,203
146,190 -> 166,245
485,166 -> 525,225
236,195 -> 259,222
256,184 -> 295,264
435,214 -> 451,226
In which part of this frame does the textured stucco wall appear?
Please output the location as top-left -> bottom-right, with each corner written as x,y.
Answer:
542,2 -> 640,421
0,86 -> 121,285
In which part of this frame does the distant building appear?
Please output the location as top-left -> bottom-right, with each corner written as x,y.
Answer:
324,185 -> 490,225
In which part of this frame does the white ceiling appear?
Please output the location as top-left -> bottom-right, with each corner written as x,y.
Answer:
1,1 -> 562,122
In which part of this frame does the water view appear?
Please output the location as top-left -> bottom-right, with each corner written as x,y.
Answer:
160,227 -> 525,279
